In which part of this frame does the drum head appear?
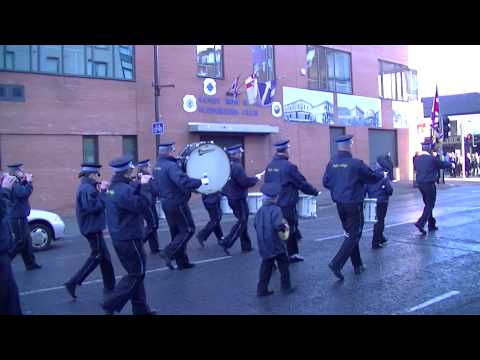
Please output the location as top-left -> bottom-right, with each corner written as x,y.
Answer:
185,143 -> 231,194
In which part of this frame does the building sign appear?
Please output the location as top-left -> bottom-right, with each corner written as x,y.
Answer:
203,78 -> 217,96
336,94 -> 381,128
272,101 -> 282,118
182,95 -> 260,117
152,121 -> 165,135
282,87 -> 334,123
183,95 -> 197,113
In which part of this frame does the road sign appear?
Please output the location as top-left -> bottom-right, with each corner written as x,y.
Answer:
152,121 -> 165,135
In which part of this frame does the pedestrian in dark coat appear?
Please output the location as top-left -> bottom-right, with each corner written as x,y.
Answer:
323,135 -> 384,281
221,144 -> 263,255
7,163 -> 41,270
64,163 -> 115,299
0,174 -> 22,315
196,192 -> 224,247
101,155 -> 155,315
254,182 -> 295,297
365,157 -> 394,249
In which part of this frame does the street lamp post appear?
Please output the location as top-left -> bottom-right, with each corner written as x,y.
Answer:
153,45 -> 160,158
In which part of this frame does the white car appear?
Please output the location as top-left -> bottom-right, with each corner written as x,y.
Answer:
27,209 -> 65,251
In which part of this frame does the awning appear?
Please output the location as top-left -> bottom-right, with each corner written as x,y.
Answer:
188,122 -> 279,134
422,93 -> 480,117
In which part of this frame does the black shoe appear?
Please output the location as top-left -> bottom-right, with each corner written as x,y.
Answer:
197,234 -> 205,248
372,243 -> 383,249
414,223 -> 427,235
241,248 -> 254,253
26,263 -> 42,271
354,265 -> 366,275
257,290 -> 274,297
177,263 -> 196,270
220,244 -> 231,256
428,226 -> 439,231
100,303 -> 114,315
328,263 -> 344,281
158,250 -> 174,270
289,255 -> 304,263
380,237 -> 388,244
64,282 -> 77,299
103,287 -> 114,296
282,286 -> 297,295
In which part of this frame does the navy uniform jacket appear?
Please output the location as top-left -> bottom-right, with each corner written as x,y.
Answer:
254,200 -> 288,260
105,174 -> 150,242
365,168 -> 394,203
10,180 -> 33,219
323,151 -> 383,204
264,154 -> 319,208
152,155 -> 202,210
0,188 -> 14,255
140,181 -> 159,228
414,153 -> 452,184
202,192 -> 222,206
75,177 -> 106,236
222,158 -> 258,201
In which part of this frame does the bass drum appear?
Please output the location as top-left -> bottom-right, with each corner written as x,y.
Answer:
178,142 -> 231,195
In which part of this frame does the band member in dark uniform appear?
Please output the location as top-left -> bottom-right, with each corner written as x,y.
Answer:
413,142 -> 455,235
64,163 -> 115,299
0,173 -> 22,315
101,155 -> 155,315
136,159 -> 160,254
196,192 -> 224,248
152,142 -> 208,270
323,135 -> 383,281
220,144 -> 263,255
254,182 -> 295,297
264,140 -> 319,263
7,164 -> 41,271
365,156 -> 394,249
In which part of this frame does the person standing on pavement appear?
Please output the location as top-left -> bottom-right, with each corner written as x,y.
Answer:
101,155 -> 155,315
7,164 -> 42,271
152,142 -> 208,270
64,163 -> 115,300
196,192 -> 224,248
0,173 -> 22,315
365,156 -> 394,249
135,159 -> 160,255
322,135 -> 384,281
264,140 -> 319,263
254,182 -> 295,297
413,143 -> 455,236
220,144 -> 264,255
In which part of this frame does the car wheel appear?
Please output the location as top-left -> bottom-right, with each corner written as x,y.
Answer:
29,222 -> 53,251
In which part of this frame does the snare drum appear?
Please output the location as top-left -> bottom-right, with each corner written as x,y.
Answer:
247,192 -> 263,214
177,142 -> 231,195
297,194 -> 317,218
220,196 -> 233,214
363,198 -> 377,223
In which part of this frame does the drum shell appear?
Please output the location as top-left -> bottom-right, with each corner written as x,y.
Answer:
363,198 -> 377,223
247,192 -> 263,214
220,196 -> 233,214
297,194 -> 317,218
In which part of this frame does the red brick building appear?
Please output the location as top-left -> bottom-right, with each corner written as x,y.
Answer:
0,45 -> 419,211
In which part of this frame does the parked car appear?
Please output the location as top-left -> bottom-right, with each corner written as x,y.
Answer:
27,209 -> 65,251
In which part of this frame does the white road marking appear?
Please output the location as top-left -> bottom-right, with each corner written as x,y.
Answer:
406,291 -> 460,313
19,255 -> 231,297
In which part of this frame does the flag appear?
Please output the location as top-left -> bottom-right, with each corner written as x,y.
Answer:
257,80 -> 276,106
430,86 -> 442,143
245,74 -> 258,105
226,76 -> 240,98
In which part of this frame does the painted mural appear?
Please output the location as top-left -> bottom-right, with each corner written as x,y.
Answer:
282,87 -> 334,124
336,94 -> 382,128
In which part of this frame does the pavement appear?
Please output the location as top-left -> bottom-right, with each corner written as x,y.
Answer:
12,181 -> 480,315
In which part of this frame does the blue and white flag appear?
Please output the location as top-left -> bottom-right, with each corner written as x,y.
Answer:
257,80 -> 276,106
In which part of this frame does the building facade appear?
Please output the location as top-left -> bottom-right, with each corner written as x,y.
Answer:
0,45 -> 419,211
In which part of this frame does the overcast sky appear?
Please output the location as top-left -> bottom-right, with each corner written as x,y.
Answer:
409,45 -> 480,99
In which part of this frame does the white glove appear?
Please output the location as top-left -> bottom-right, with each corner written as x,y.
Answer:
451,163 -> 455,169
140,175 -> 152,184
201,174 -> 210,185
255,170 -> 265,180
383,171 -> 388,178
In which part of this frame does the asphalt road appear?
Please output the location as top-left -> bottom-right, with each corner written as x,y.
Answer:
12,181 -> 480,315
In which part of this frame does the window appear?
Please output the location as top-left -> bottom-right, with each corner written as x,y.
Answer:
196,45 -> 223,78
39,45 -> 62,74
122,136 -> 138,163
0,45 -> 135,81
378,60 -> 417,101
0,84 -> 25,102
307,46 -> 352,94
252,45 -> 275,82
83,136 -> 99,164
